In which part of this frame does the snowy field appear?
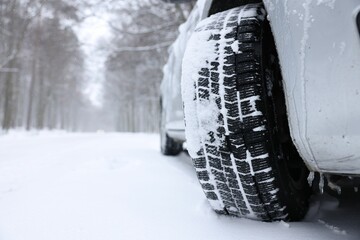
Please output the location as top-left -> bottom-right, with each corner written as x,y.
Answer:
0,132 -> 359,240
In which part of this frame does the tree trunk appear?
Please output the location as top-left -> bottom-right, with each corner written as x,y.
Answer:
2,58 -> 16,130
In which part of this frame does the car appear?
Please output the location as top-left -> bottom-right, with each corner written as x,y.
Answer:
160,5 -> 202,155
161,0 -> 360,221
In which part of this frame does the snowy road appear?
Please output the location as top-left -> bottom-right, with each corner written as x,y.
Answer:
0,132 -> 359,240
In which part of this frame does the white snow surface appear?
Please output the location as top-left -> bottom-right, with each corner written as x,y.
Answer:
0,131 -> 360,240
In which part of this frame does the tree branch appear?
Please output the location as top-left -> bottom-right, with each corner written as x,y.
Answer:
107,19 -> 179,35
0,68 -> 19,73
0,51 -> 17,69
113,41 -> 172,53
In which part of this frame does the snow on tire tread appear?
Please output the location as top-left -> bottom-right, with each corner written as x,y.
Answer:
182,4 -> 287,221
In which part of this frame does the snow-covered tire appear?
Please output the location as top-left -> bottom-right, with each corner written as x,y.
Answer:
160,101 -> 182,156
182,4 -> 310,221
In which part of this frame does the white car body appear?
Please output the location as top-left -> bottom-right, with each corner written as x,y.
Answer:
264,0 -> 360,174
161,5 -> 203,142
161,0 -> 360,175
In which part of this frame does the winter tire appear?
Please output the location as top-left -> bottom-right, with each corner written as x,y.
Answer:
160,100 -> 182,156
182,4 -> 310,221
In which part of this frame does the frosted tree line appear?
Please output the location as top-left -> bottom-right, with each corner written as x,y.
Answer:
0,0 -> 89,131
103,0 -> 194,132
0,0 -> 194,132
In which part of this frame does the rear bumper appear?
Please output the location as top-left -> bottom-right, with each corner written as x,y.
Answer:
266,1 -> 360,174
166,121 -> 186,142
167,129 -> 186,142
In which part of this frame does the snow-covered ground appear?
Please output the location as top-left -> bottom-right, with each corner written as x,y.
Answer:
0,132 -> 359,240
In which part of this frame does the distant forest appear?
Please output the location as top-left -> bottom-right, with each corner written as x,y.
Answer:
0,0 -> 194,132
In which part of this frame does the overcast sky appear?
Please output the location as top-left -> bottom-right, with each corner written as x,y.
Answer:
75,12 -> 112,107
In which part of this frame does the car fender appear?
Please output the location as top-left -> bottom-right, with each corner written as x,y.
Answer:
264,0 -> 360,174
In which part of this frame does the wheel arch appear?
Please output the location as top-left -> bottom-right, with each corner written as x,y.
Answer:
161,0 -> 195,3
209,0 -> 317,172
208,0 -> 262,16
261,1 -> 318,172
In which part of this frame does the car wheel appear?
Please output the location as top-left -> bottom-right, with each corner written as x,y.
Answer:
160,99 -> 182,156
182,4 -> 311,221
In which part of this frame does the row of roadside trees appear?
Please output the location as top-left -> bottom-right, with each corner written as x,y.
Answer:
102,0 -> 194,132
0,0 -> 194,132
0,0 -> 90,131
